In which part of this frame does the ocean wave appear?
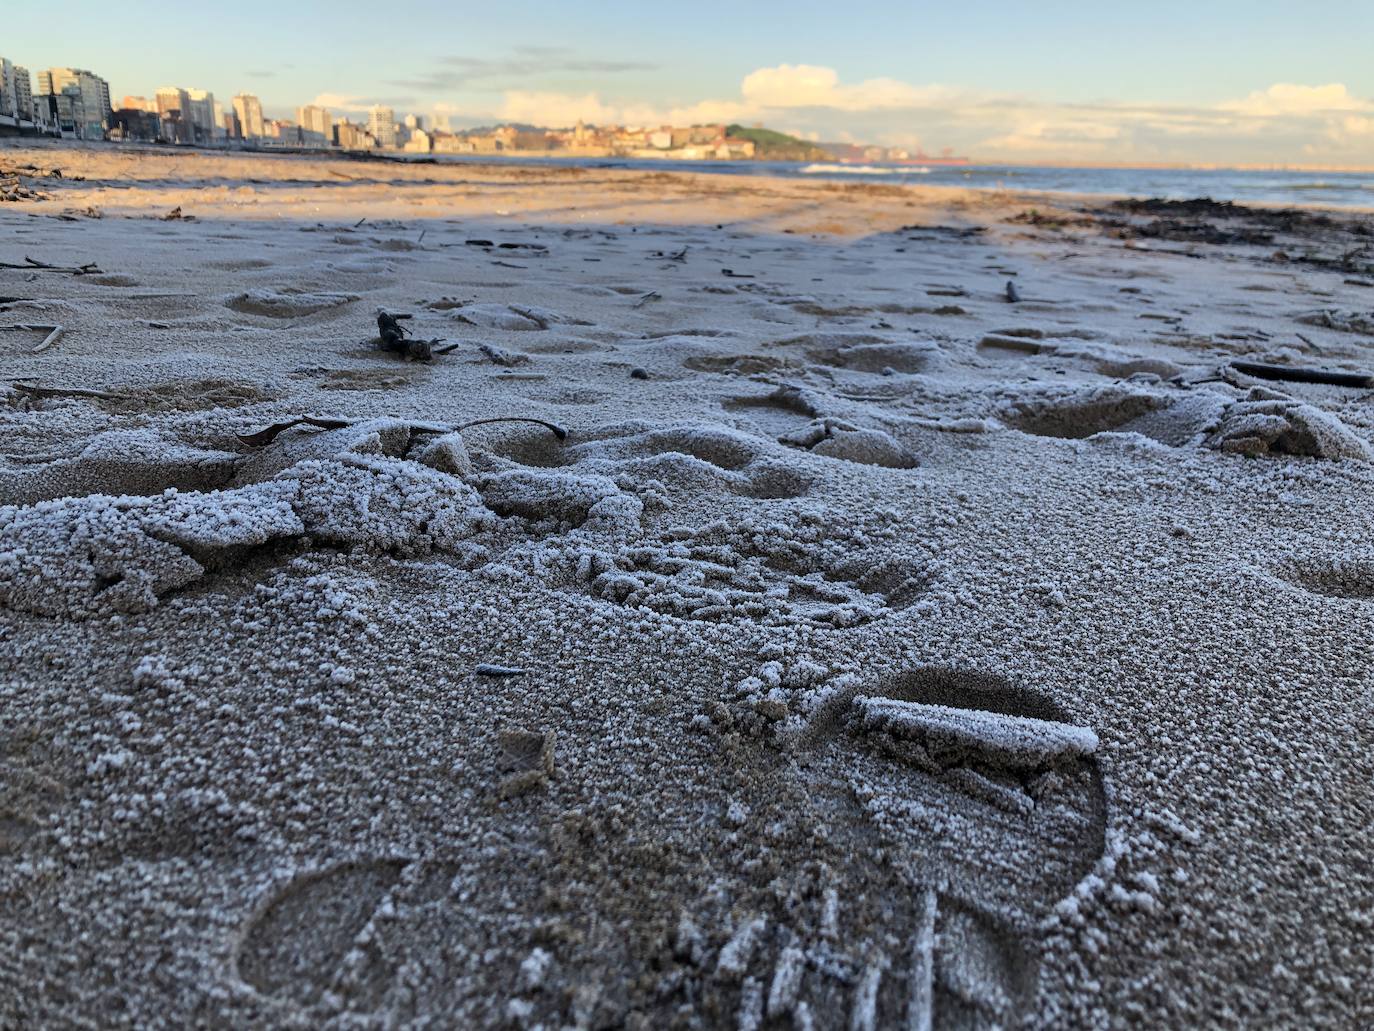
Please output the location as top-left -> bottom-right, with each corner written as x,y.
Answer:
799,163 -> 930,176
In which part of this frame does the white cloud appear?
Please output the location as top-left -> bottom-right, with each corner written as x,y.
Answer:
497,91 -> 620,126
310,93 -> 375,113
1222,82 -> 1371,117
739,64 -> 955,111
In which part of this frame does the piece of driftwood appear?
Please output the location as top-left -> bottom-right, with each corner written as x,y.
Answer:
0,323 -> 64,353
0,257 -> 100,275
237,414 -> 568,448
375,310 -> 439,361
10,381 -> 121,400
237,416 -> 353,446
1230,360 -> 1372,388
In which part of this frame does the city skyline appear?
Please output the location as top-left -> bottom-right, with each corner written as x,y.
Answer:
4,0 -> 1374,166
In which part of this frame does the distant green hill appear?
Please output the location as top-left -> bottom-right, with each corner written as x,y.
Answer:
725,125 -> 831,161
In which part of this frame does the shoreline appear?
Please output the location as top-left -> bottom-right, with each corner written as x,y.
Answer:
5,138 -> 1373,217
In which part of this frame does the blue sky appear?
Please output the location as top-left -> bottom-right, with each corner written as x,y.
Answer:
7,0 -> 1374,165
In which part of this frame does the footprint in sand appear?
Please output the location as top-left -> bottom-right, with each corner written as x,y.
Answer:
0,762 -> 65,859
723,386 -> 919,469
225,289 -> 360,319
805,339 -> 943,376
683,353 -> 802,375
710,666 -> 1106,1029
723,385 -> 822,436
576,521 -> 931,627
235,859 -> 409,1007
1277,556 -> 1374,601
469,421 -> 813,501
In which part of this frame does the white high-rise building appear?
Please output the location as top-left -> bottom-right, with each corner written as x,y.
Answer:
186,89 -> 219,142
37,67 -> 110,139
296,104 -> 332,144
368,105 -> 396,149
233,94 -> 265,140
13,66 -> 32,122
0,59 -> 18,121
155,86 -> 192,142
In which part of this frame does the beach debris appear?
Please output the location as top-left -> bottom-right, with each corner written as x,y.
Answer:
162,206 -> 192,221
652,246 -> 688,262
8,381 -> 119,401
374,309 -> 440,361
0,256 -> 101,275
1230,360 -> 1372,389
238,415 -> 567,448
632,291 -> 661,308
852,695 -> 1100,767
238,416 -> 352,446
0,173 -> 50,202
721,269 -> 755,278
629,367 -> 649,380
475,663 -> 527,677
0,323 -> 64,353
1005,280 -> 1022,303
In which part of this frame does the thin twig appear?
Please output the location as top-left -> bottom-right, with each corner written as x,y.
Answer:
0,257 -> 100,275
11,382 -> 121,400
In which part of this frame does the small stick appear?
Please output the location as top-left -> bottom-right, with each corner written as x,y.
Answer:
32,325 -> 64,353
0,323 -> 64,353
906,889 -> 938,1031
475,663 -> 527,677
453,416 -> 567,440
0,258 -> 100,275
236,415 -> 352,446
1230,360 -> 1372,388
11,381 -> 121,400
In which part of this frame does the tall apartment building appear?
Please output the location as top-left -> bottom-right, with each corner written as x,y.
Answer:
14,66 -> 32,122
334,119 -> 372,150
1,60 -> 35,123
232,93 -> 264,140
368,105 -> 396,149
296,104 -> 331,144
186,89 -> 219,143
155,86 -> 192,143
37,67 -> 111,139
0,58 -> 17,120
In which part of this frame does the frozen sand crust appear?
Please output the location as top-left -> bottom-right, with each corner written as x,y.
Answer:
1,142 -> 1373,1028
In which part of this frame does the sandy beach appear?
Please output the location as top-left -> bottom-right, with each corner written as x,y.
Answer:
1,140 -> 1371,1029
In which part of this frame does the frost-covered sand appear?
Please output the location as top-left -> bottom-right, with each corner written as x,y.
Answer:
1,141 -> 1372,1029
